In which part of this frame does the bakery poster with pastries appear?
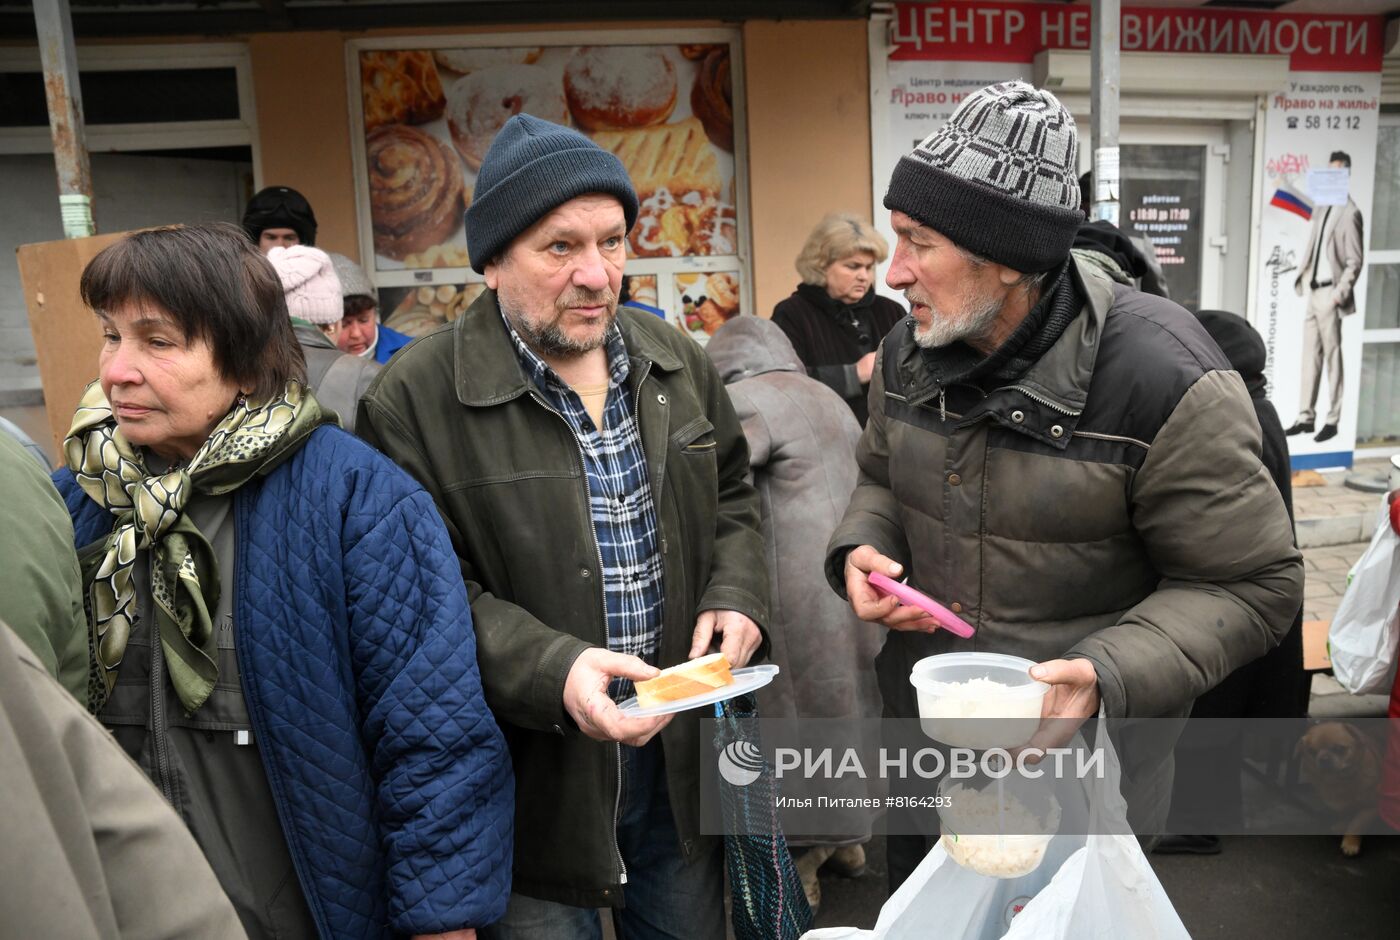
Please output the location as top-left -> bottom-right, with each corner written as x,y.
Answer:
348,32 -> 750,343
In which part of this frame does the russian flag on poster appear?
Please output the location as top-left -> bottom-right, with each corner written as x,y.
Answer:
1270,182 -> 1312,220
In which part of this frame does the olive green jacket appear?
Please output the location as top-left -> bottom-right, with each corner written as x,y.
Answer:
358,292 -> 769,908
0,618 -> 245,938
0,429 -> 89,706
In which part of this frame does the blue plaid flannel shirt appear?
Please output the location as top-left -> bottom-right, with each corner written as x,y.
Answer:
504,314 -> 665,701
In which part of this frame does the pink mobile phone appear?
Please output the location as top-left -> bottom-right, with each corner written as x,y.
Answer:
867,572 -> 976,638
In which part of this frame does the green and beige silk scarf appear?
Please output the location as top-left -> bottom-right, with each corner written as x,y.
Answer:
64,380 -> 331,713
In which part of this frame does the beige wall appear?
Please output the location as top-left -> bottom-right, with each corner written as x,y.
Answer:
741,20 -> 872,317
249,32 -> 360,259
245,19 -> 875,309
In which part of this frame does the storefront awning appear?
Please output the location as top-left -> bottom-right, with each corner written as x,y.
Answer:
0,0 -> 876,40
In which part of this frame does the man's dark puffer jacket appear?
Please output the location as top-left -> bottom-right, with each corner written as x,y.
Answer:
827,257 -> 1303,725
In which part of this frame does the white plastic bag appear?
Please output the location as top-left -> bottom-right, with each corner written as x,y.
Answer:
1328,504 -> 1400,695
801,712 -> 1190,940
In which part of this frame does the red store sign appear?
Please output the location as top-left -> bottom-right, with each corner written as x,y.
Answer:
890,1 -> 1384,72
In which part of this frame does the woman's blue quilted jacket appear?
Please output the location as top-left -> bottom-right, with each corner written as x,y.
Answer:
57,425 -> 513,937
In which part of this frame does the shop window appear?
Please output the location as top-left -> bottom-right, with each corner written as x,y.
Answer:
1371,123 -> 1400,251
1364,262 -> 1400,330
0,68 -> 241,127
1358,114 -> 1400,453
1357,342 -> 1400,448
0,44 -> 256,157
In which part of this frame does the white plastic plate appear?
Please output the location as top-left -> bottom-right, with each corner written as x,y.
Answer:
615,664 -> 780,717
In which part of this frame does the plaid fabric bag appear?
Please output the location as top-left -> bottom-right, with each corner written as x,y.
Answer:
714,695 -> 814,940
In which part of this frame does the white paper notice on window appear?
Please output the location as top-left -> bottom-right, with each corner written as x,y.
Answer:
1307,168 -> 1350,206
1094,146 -> 1120,203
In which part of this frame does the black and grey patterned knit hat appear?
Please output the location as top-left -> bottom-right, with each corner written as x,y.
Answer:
884,81 -> 1082,272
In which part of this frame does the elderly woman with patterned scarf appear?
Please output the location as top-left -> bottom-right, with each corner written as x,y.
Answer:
53,223 -> 513,940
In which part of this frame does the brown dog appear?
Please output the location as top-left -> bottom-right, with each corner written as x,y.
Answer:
1295,721 -> 1383,856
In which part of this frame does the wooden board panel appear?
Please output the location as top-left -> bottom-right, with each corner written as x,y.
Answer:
17,232 -> 127,456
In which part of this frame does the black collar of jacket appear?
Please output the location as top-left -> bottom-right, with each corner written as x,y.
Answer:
892,257 -> 1114,450
796,281 -> 876,316
451,288 -> 685,407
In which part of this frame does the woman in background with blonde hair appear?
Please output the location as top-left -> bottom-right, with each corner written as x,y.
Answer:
771,213 -> 907,426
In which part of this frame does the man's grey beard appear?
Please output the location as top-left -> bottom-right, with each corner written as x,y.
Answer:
499,285 -> 617,359
911,291 -> 1003,349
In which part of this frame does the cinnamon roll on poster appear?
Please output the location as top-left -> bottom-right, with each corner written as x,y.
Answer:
366,124 -> 466,263
690,47 -> 733,152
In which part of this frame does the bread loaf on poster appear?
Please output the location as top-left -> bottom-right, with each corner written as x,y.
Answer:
690,47 -> 733,152
361,51 -> 446,129
592,117 -> 722,200
634,653 -> 735,709
366,124 -> 465,261
446,64 -> 570,171
564,46 -> 677,131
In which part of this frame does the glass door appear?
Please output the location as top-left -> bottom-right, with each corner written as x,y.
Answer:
1119,123 -> 1229,312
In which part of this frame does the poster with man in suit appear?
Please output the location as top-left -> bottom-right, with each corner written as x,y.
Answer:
1286,151 -> 1365,445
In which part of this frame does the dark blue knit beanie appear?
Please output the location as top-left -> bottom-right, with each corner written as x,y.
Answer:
466,114 -> 639,274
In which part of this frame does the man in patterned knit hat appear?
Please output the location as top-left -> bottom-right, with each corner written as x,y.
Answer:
825,81 -> 1303,890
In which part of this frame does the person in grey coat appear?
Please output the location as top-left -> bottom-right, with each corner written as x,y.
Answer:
706,316 -> 884,910
266,245 -> 379,433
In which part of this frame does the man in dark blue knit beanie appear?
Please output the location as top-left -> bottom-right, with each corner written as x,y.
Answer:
466,114 -> 638,274
358,110 -> 772,940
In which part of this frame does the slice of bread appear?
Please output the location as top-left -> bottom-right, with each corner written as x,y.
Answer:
635,652 -> 734,709
592,117 -> 722,199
